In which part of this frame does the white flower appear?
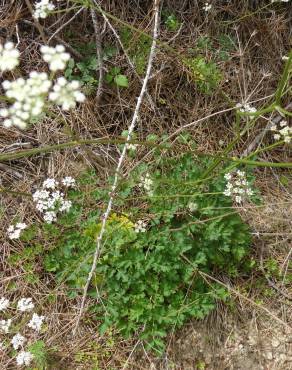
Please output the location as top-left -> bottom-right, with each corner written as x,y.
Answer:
235,195 -> 242,203
0,297 -> 9,311
236,103 -> 257,114
33,178 -> 74,222
43,178 -> 58,189
282,55 -> 289,61
1,72 -> 51,129
223,170 -> 253,203
27,313 -> 45,332
61,176 -> 76,187
33,0 -> 55,19
139,173 -> 154,196
43,210 -> 57,223
49,77 -> 86,110
126,143 -> 138,151
7,223 -> 27,240
270,124 -> 277,131
134,220 -> 147,233
33,189 -> 50,201
17,298 -> 34,312
11,333 -> 26,350
224,173 -> 232,181
59,200 -> 72,212
188,202 -> 198,212
203,2 -> 212,11
0,319 -> 12,333
16,351 -> 34,367
0,42 -> 20,72
40,44 -> 70,71
271,120 -> 291,143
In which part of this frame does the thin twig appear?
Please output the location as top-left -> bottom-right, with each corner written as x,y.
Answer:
48,6 -> 84,43
22,20 -> 83,60
24,0 -> 47,43
73,0 -> 160,335
100,7 -> 156,110
90,6 -> 104,102
181,254 -> 292,331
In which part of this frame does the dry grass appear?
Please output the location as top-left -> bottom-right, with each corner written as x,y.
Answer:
0,1 -> 291,369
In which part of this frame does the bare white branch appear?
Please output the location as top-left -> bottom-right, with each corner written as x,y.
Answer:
73,0 -> 160,334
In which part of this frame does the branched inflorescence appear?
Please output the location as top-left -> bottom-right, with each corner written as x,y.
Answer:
223,170 -> 253,203
32,177 -> 75,223
236,102 -> 257,114
33,0 -> 55,19
138,173 -> 154,196
271,120 -> 291,143
0,43 -> 85,129
0,297 -> 45,367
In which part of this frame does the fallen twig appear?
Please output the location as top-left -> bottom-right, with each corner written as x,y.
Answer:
73,0 -> 160,335
90,6 -> 105,102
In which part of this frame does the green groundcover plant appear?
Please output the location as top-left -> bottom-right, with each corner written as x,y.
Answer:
34,142 -> 255,351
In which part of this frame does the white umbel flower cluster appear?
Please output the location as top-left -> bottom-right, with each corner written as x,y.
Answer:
27,313 -> 45,332
33,177 -> 75,223
49,77 -> 86,110
271,120 -> 291,143
126,143 -> 138,151
0,297 -> 9,311
0,297 -> 45,367
33,0 -> 55,19
7,222 -> 27,240
17,298 -> 35,312
40,44 -> 70,71
203,2 -> 212,11
138,173 -> 154,196
1,44 -> 86,129
16,351 -> 34,367
0,319 -> 12,334
62,176 -> 76,187
134,220 -> 147,233
0,42 -> 20,72
11,333 -> 26,350
1,72 -> 51,129
188,202 -> 198,212
236,103 -> 257,114
223,170 -> 253,204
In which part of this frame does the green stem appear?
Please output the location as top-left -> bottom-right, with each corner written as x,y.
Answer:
275,49 -> 292,104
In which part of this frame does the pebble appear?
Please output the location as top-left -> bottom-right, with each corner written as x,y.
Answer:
271,338 -> 280,348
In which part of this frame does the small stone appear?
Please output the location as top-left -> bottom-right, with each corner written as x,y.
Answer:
271,338 -> 280,348
279,353 -> 287,361
265,352 -> 273,360
248,336 -> 257,346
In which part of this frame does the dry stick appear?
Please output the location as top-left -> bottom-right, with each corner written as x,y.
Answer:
24,0 -> 47,43
100,8 -> 156,110
73,0 -> 161,334
90,7 -> 104,102
198,270 -> 292,331
180,255 -> 292,331
22,20 -> 83,60
48,6 -> 84,43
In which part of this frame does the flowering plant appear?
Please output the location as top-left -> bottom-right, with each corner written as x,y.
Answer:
0,297 -> 46,367
0,42 -> 85,129
38,144 -> 255,351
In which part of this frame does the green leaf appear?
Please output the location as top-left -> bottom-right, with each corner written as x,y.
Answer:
114,74 -> 129,87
